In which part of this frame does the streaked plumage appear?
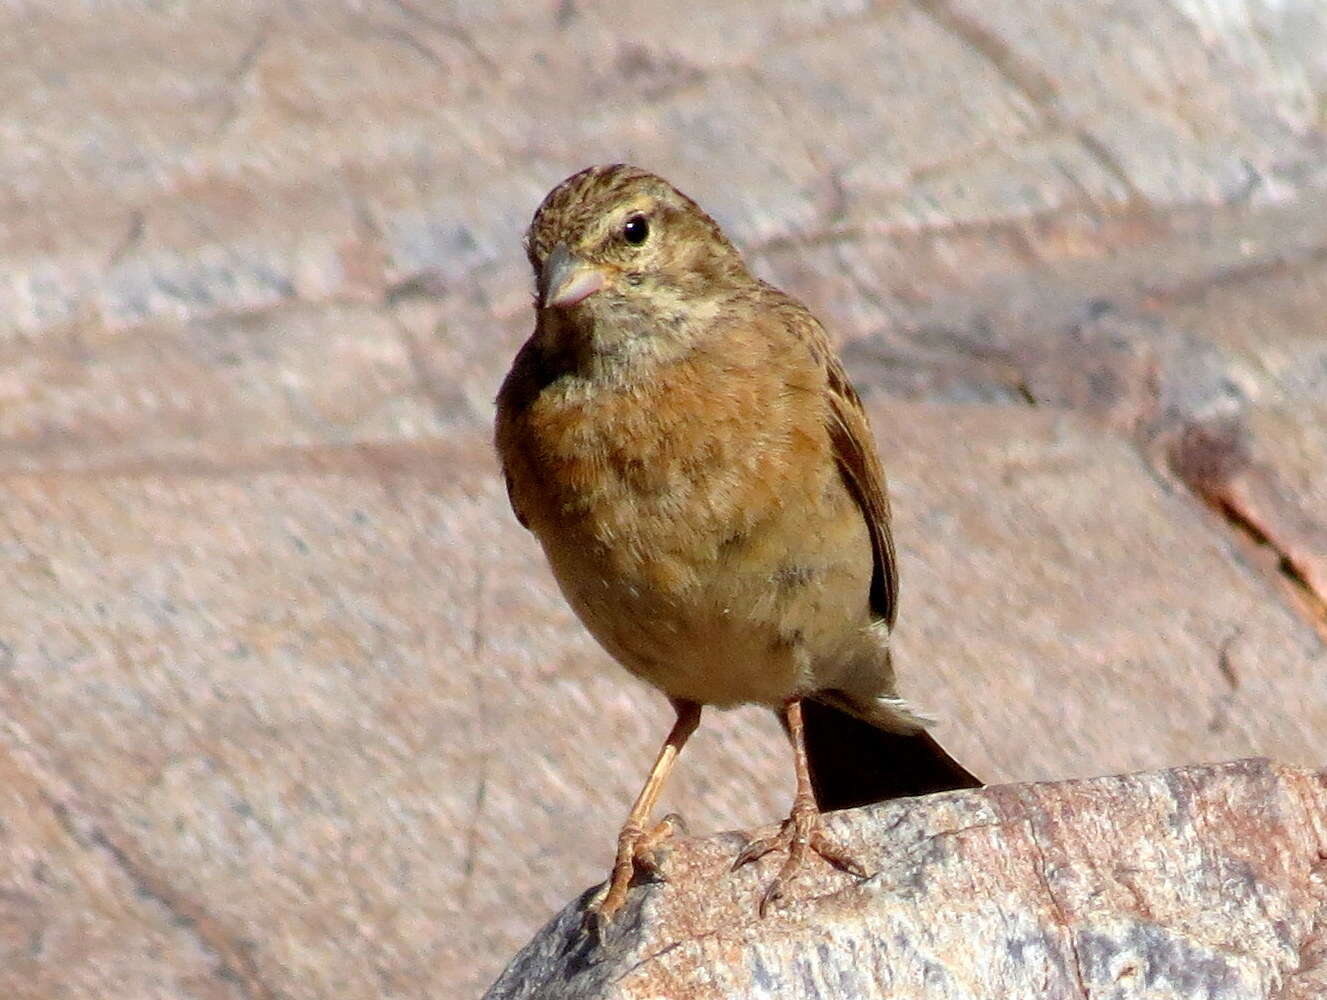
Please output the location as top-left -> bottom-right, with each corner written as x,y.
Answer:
496,164 -> 978,924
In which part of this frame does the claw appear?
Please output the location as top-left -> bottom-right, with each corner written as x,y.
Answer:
810,831 -> 869,879
759,875 -> 784,918
578,894 -> 614,943
634,812 -> 684,880
732,830 -> 782,871
584,812 -> 686,929
734,802 -> 869,915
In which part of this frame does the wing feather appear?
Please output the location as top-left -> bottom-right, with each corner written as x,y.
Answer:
762,289 -> 899,628
823,354 -> 899,628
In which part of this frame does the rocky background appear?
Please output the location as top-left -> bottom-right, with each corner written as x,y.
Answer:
2,2 -> 1325,998
486,761 -> 1327,999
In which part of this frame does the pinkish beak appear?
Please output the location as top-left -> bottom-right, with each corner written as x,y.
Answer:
539,243 -> 605,309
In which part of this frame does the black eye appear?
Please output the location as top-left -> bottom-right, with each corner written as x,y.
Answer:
622,214 -> 649,245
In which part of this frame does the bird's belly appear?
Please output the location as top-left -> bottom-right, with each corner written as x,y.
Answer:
536,503 -> 868,707
553,557 -> 804,707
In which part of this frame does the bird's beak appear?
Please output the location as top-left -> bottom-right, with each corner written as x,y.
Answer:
538,243 -> 605,309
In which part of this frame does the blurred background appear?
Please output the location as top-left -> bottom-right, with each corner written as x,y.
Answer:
2,1 -> 1326,997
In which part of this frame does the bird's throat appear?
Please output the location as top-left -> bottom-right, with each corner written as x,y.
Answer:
535,300 -> 687,386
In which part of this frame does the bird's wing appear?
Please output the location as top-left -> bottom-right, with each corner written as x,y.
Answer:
822,351 -> 899,628
762,286 -> 899,628
502,470 -> 530,530
495,336 -> 553,534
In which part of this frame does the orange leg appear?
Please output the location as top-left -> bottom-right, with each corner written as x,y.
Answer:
589,699 -> 701,928
734,698 -> 868,915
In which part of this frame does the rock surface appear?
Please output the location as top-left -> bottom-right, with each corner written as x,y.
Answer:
3,2 -> 1327,997
486,759 -> 1327,1000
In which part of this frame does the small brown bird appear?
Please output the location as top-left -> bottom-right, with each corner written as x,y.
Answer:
496,164 -> 979,925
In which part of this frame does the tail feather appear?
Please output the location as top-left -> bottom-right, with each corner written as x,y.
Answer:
800,698 -> 982,812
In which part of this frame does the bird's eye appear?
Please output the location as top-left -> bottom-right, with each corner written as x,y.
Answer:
622,214 -> 649,246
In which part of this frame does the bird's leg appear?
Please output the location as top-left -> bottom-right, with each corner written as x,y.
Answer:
589,699 -> 701,928
733,697 -> 869,915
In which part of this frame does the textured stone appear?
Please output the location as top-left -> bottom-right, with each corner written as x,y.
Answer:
484,760 -> 1327,1000
5,410 -> 1325,998
936,0 -> 1320,204
1149,253 -> 1327,630
0,443 -> 793,999
0,737 -> 251,1000
0,302 -> 444,473
875,401 -> 1327,781
4,2 -> 1327,997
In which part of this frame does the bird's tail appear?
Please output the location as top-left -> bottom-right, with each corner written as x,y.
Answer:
800,698 -> 982,811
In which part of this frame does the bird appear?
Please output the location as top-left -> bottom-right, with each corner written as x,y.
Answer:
495,164 -> 980,927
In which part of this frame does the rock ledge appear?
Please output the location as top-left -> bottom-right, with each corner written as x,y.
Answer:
485,759 -> 1327,1000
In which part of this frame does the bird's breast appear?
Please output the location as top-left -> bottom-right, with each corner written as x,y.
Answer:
514,349 -> 824,586
499,344 -> 870,705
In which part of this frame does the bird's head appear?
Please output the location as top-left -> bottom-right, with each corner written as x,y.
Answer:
524,165 -> 746,348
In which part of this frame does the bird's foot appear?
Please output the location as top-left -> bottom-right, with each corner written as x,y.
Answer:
733,800 -> 868,916
629,811 -> 686,881
583,813 -> 686,937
